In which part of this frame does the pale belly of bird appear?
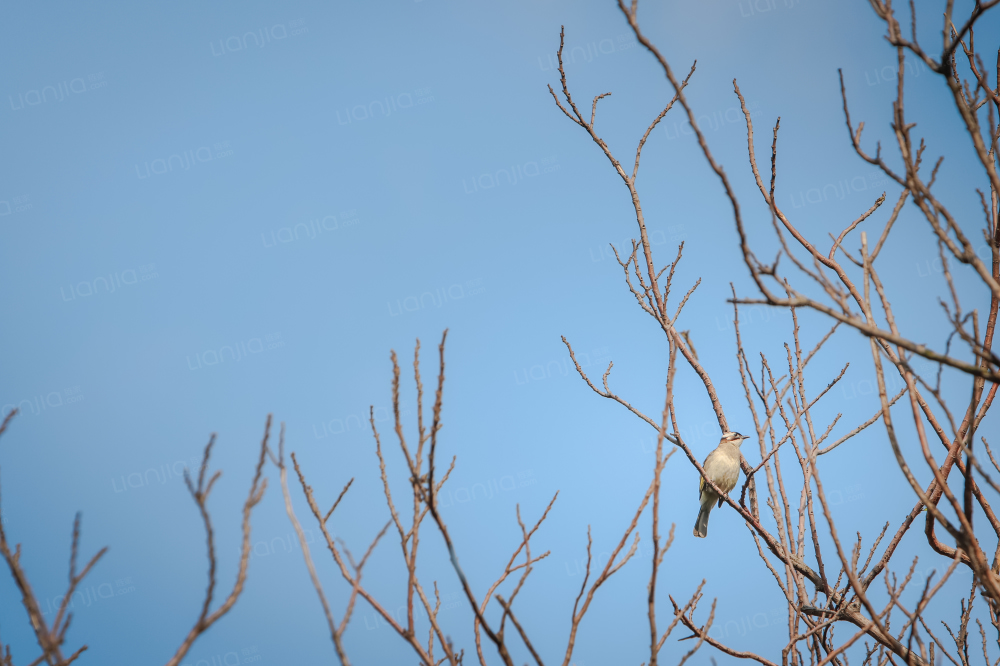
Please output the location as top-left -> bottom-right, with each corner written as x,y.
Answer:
716,460 -> 740,494
700,454 -> 740,503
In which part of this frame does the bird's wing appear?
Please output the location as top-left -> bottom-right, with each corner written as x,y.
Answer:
698,450 -> 717,496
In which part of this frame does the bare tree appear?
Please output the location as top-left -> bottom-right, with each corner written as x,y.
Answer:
272,1 -> 1000,664
0,408 -> 270,666
549,0 -> 1000,664
5,1 -> 999,665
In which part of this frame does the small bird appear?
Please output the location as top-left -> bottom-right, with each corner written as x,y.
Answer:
693,431 -> 749,538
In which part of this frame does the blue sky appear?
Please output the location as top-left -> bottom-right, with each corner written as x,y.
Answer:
1,0 -> 997,664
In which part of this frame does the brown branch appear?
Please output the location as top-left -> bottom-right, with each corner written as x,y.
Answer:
819,387 -> 908,456
272,423 -> 351,665
164,417 -> 270,666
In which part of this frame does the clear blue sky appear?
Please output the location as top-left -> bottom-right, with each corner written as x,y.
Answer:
1,0 -> 996,664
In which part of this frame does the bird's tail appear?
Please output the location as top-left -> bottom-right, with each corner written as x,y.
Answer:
693,503 -> 711,538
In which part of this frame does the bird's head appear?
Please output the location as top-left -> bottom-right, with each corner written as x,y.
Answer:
721,431 -> 750,447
